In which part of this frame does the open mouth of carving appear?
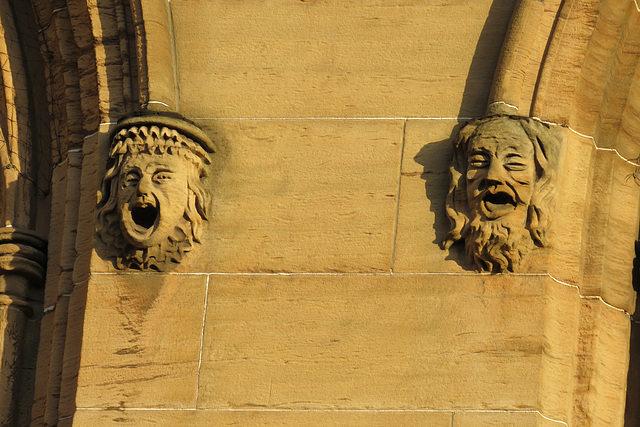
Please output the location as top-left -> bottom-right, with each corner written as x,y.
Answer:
482,191 -> 516,217
131,205 -> 158,230
484,191 -> 516,208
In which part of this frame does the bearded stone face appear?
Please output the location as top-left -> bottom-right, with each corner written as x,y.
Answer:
442,116 -> 558,273
117,152 -> 191,249
465,121 -> 536,225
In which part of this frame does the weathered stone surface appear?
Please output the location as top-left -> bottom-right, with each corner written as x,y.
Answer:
577,150 -> 639,311
548,132 -> 639,312
74,274 -> 207,408
198,274 -> 548,410
43,159 -> 71,307
73,409 -> 453,426
79,115 -> 636,424
442,116 -> 560,273
75,127 -> 111,285
57,153 -> 83,297
395,119 -> 639,312
135,0 -> 180,111
393,119 -> 468,272
0,306 -> 27,426
172,0 -> 517,118
197,119 -> 403,273
397,118 -> 565,275
30,310 -> 54,425
452,411 -> 556,426
569,299 -> 630,426
489,0 -> 640,160
24,1 -> 640,425
40,295 -> 71,424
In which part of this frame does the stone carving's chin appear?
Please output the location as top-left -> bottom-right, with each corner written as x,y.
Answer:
121,203 -> 160,248
480,190 -> 517,220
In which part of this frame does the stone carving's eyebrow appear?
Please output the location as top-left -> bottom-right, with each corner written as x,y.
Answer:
503,145 -> 526,152
504,152 -> 524,158
122,165 -> 140,173
145,161 -> 173,169
469,147 -> 491,155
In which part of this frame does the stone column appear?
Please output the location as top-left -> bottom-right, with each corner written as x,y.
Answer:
0,0 -> 51,422
0,229 -> 46,426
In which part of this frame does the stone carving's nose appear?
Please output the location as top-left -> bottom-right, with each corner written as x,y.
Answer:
136,175 -> 152,198
484,159 -> 507,185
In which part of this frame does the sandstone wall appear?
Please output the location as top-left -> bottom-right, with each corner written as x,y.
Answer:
28,1 -> 640,426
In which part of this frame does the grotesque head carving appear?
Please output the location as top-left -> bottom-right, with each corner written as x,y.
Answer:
443,115 -> 558,273
97,120 -> 214,271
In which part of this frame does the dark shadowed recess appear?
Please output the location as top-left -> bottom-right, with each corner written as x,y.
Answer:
625,225 -> 640,426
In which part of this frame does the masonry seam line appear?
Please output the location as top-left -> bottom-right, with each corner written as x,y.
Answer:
390,119 -> 407,273
487,101 -> 519,111
194,275 -> 210,408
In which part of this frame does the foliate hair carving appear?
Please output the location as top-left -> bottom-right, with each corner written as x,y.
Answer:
442,115 -> 559,273
97,118 -> 216,271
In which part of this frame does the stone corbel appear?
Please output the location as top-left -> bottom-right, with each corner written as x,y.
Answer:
442,115 -> 560,273
97,115 -> 217,271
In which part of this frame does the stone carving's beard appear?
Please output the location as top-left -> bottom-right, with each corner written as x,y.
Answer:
465,213 -> 531,273
116,218 -> 194,271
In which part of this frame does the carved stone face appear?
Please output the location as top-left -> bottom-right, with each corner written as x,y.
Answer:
465,122 -> 536,223
97,123 -> 214,271
117,152 -> 190,248
443,116 -> 558,273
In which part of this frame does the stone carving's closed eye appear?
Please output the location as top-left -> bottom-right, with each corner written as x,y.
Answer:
469,153 -> 489,168
504,154 -> 528,171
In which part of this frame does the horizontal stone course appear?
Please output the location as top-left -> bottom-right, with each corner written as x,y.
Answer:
71,269 -> 629,425
88,118 -> 639,312
197,274 -> 547,410
72,409 -> 453,426
171,0 -> 518,119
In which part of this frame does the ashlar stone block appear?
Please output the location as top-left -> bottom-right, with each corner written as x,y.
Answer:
74,274 -> 207,408
172,0 -> 518,118
189,119 -> 403,273
197,274 -> 550,410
